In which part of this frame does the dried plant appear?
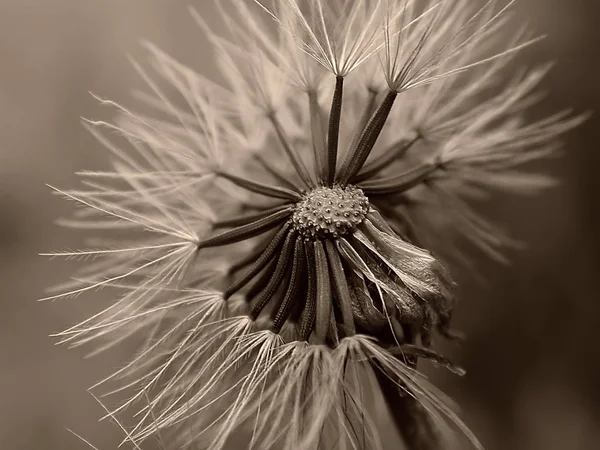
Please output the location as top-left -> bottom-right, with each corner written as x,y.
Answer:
44,1 -> 584,449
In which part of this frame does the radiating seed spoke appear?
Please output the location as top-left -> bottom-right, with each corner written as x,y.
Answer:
352,134 -> 421,183
250,232 -> 297,319
308,90 -> 326,183
271,238 -> 306,332
246,258 -> 278,301
337,90 -> 398,185
224,222 -> 292,299
325,240 -> 356,336
253,153 -> 299,191
213,205 -> 291,229
313,240 -> 332,342
197,208 -> 293,249
327,76 -> 344,186
227,231 -> 277,275
360,163 -> 437,196
345,89 -> 379,163
299,242 -> 317,341
269,113 -> 314,188
216,170 -> 302,201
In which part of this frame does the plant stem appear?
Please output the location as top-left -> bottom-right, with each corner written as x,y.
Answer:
374,364 -> 442,450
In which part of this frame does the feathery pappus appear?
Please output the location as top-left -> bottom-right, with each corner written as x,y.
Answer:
43,0 -> 585,449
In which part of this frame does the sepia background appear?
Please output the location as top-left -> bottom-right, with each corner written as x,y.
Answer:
0,1 -> 598,449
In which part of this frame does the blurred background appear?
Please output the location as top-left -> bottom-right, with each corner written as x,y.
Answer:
0,1 -> 598,449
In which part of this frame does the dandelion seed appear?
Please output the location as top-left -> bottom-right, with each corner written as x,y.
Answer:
45,0 -> 583,449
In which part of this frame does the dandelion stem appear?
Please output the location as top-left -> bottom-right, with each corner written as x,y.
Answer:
337,90 -> 398,185
374,365 -> 442,450
352,133 -> 422,183
327,76 -> 344,186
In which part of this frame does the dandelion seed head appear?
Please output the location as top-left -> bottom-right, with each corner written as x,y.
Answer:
44,0 -> 585,448
292,185 -> 369,239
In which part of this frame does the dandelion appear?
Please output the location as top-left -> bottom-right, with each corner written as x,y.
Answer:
44,0 -> 584,449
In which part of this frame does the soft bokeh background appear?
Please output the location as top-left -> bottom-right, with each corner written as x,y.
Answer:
0,1 -> 598,449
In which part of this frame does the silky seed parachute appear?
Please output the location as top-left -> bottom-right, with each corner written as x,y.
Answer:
43,0 -> 585,449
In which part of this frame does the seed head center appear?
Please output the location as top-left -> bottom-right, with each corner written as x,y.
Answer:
292,185 -> 369,239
